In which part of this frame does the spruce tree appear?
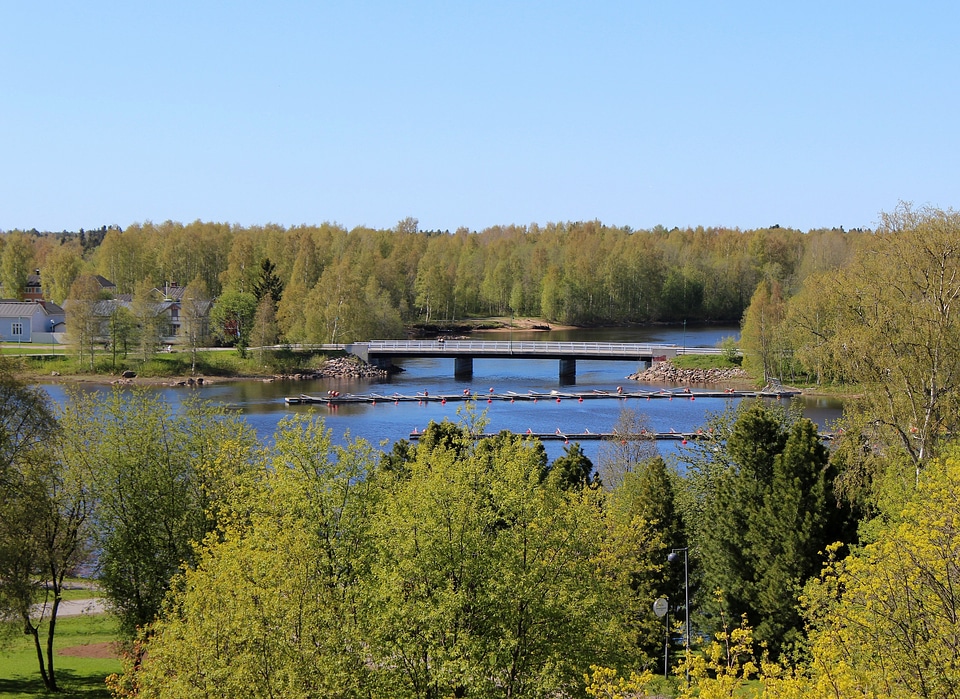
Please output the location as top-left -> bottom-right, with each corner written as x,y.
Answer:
695,400 -> 845,656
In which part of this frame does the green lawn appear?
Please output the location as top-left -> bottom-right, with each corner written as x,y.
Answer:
0,346 -> 62,356
0,614 -> 120,698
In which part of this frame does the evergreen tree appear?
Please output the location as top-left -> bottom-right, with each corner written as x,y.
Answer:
694,400 -> 844,656
252,258 -> 284,303
548,442 -> 597,490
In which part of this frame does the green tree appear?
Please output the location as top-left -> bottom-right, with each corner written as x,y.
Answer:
303,259 -> 367,343
114,417 -> 379,698
132,279 -> 163,363
276,230 -> 320,342
107,303 -> 137,369
65,274 -> 103,370
740,278 -> 787,383
210,288 -> 257,352
180,276 -> 211,374
252,257 -> 284,303
598,406 -> 659,489
43,242 -> 83,305
59,389 -> 258,637
0,232 -> 34,301
0,364 -> 91,692
814,204 -> 960,481
689,400 -> 843,656
802,448 -> 960,698
606,455 -> 686,660
365,427 -> 625,697
250,294 -> 279,365
548,441 -> 597,490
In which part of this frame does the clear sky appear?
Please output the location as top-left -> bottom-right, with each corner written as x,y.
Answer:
2,2 -> 958,234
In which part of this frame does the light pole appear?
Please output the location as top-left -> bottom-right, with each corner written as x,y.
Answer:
668,548 -> 690,685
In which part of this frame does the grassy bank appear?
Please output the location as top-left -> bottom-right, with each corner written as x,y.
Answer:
3,346 -> 338,383
0,614 -> 120,698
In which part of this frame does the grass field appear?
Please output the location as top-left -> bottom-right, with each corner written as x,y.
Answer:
0,614 -> 120,698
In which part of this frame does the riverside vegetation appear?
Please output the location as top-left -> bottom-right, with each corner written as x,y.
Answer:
4,204 -> 960,697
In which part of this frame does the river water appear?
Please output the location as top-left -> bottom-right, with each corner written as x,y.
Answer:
40,325 -> 844,465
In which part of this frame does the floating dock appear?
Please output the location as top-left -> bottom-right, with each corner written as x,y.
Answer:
284,388 -> 799,406
408,429 -> 711,442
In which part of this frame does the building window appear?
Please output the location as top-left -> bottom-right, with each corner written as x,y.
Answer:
12,322 -> 23,336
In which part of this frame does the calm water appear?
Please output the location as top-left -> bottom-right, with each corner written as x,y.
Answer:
40,325 -> 844,465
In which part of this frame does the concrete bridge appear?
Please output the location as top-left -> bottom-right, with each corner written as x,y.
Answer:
345,339 -> 720,380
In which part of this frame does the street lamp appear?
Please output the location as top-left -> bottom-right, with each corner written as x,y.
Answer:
668,547 -> 690,685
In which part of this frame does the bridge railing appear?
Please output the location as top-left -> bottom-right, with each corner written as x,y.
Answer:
365,340 -> 716,357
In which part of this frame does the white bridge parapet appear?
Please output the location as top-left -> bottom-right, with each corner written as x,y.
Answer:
348,340 -> 720,379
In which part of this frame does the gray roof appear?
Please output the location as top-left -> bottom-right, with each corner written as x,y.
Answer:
0,301 -> 59,318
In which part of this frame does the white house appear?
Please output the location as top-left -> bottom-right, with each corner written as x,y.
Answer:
0,301 -> 66,343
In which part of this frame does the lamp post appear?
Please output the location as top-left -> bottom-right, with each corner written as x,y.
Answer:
668,547 -> 690,685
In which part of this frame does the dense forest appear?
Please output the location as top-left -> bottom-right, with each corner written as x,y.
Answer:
1,218 -> 860,343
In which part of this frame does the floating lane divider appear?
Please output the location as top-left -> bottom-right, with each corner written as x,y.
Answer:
408,430 -> 711,442
405,429 -> 834,443
284,388 -> 800,405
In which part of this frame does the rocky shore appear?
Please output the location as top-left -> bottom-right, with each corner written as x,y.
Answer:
273,356 -> 394,382
92,356 -> 394,387
628,363 -> 751,385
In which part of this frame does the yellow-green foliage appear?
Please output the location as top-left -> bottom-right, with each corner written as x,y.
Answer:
584,665 -> 658,698
800,448 -> 960,698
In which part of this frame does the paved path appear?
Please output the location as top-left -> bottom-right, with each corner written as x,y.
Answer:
31,597 -> 107,618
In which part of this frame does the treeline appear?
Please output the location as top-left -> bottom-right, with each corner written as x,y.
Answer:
1,219 -> 861,341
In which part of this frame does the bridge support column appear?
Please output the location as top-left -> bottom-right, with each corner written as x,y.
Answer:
559,358 -> 576,381
454,357 -> 474,379
371,357 -> 393,371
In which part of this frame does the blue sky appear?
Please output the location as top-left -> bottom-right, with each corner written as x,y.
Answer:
2,2 -> 958,233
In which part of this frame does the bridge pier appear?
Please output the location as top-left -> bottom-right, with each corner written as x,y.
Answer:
559,358 -> 576,381
371,356 -> 394,371
454,357 -> 474,379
